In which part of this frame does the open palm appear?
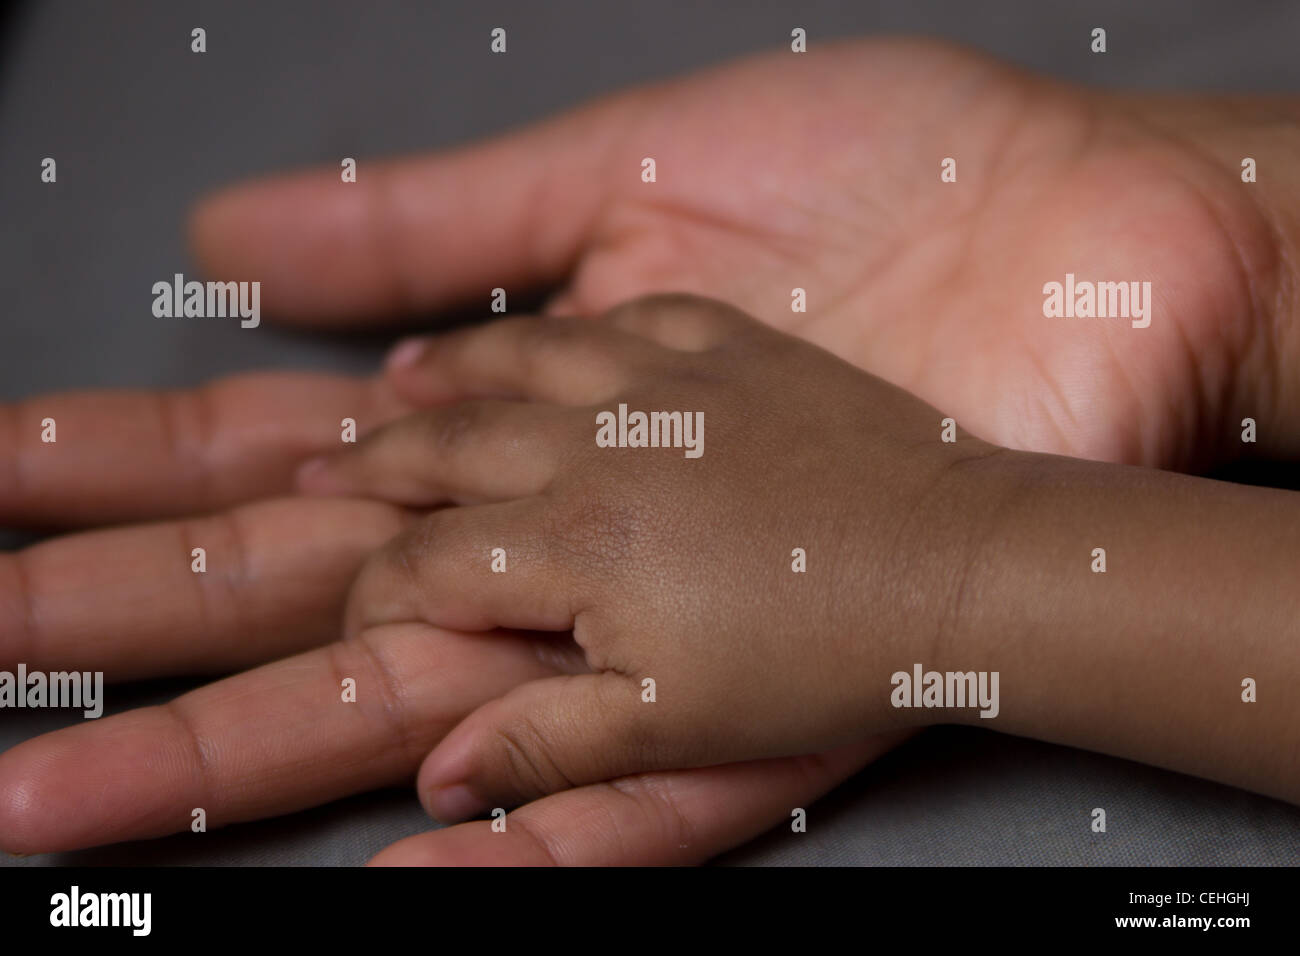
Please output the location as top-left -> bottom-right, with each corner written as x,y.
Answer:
3,38 -> 1295,865
195,37 -> 1297,468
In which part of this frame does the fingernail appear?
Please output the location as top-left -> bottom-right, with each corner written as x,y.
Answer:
386,337 -> 428,371
426,784 -> 486,825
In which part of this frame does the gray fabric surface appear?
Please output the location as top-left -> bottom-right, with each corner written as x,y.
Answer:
3,0 -> 1300,866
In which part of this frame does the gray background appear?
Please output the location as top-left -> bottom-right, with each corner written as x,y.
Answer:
3,0 -> 1299,865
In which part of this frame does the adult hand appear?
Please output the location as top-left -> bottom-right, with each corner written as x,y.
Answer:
5,36 -> 1295,863
193,37 -> 1300,468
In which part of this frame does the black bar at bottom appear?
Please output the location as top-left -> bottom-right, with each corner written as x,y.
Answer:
0,865 -> 1282,943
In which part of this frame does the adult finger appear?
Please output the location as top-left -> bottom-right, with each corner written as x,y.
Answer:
0,497 -> 408,679
370,734 -> 914,865
188,95 -> 636,325
0,623 -> 581,854
1,372 -> 408,528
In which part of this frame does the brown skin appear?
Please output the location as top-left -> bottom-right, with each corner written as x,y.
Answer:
1,38 -> 1298,863
303,296 -> 1300,822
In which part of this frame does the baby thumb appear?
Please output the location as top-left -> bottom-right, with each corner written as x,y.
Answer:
419,672 -> 659,823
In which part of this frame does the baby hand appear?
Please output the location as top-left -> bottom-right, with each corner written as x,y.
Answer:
298,294 -> 1015,822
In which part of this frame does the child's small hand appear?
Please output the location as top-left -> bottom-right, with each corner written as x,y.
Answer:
298,295 -> 1013,822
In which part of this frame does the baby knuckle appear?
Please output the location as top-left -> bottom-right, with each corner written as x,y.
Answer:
491,715 -> 575,797
518,317 -> 584,358
404,509 -> 466,564
523,318 -> 623,376
425,402 -> 488,454
544,490 -> 646,576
